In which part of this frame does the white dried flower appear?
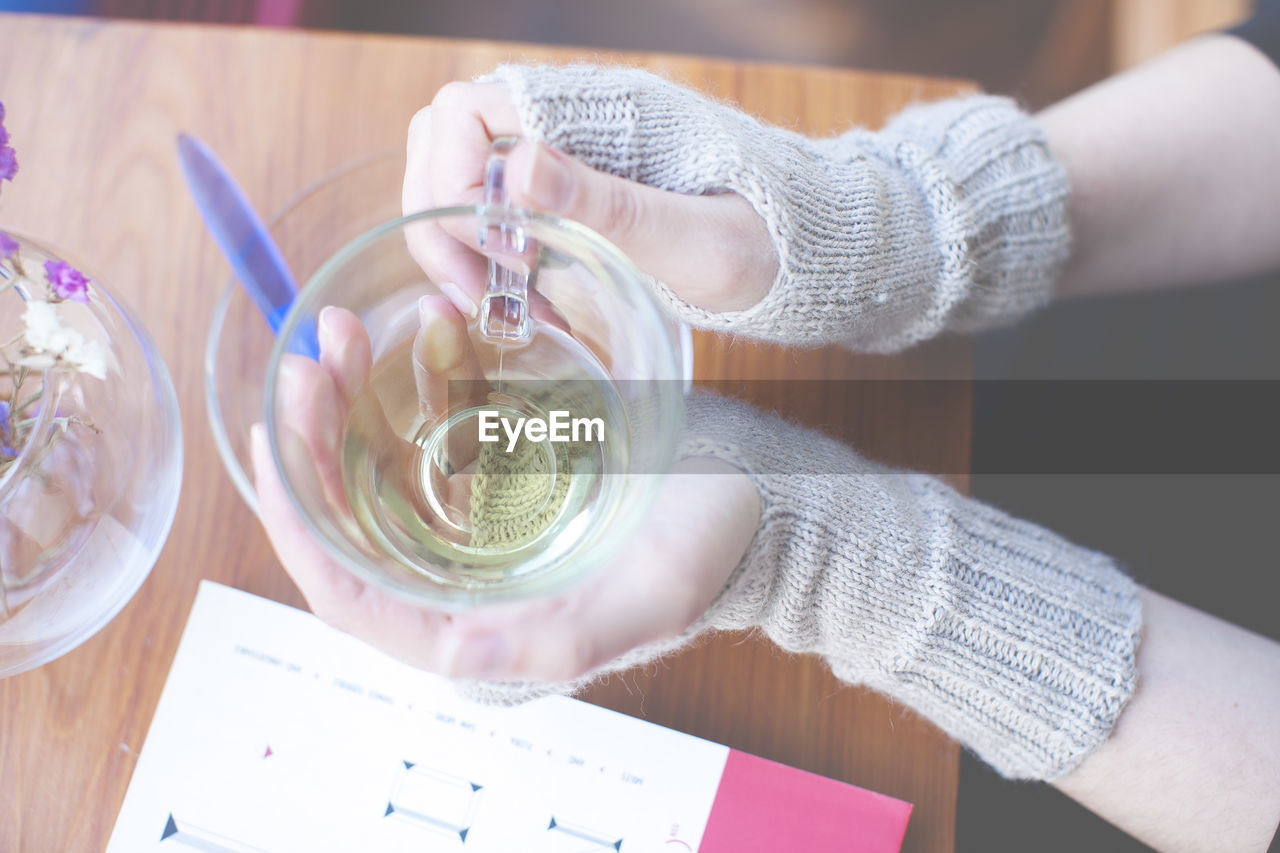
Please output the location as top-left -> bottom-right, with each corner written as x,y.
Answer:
18,301 -> 107,380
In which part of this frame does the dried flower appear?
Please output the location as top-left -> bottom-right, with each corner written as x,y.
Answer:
43,259 -> 90,304
19,301 -> 107,380
0,100 -> 104,487
0,146 -> 15,184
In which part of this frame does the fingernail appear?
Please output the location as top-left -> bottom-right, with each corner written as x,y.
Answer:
418,295 -> 464,372
452,633 -> 511,678
520,143 -> 573,212
439,281 -> 477,319
317,306 -> 338,355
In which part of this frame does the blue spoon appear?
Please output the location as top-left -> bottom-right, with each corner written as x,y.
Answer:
177,133 -> 319,359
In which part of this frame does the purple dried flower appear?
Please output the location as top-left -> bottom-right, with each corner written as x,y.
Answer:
0,99 -> 5,122
0,400 -> 13,459
0,231 -> 17,260
44,259 -> 91,304
0,145 -> 15,183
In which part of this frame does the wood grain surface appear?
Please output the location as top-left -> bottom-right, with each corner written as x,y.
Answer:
0,14 -> 971,852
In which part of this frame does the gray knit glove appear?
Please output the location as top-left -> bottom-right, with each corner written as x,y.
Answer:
483,64 -> 1071,352
463,394 -> 1141,782
680,394 -> 1141,781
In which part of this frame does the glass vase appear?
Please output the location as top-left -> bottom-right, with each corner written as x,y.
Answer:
0,232 -> 182,677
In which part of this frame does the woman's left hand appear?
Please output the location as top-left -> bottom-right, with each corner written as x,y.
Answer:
251,299 -> 760,684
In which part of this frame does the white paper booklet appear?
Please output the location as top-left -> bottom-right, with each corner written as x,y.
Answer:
108,581 -> 910,853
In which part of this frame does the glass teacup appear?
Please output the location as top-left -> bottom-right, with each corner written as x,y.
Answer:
265,188 -> 685,608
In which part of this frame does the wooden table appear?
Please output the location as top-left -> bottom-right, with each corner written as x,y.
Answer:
0,15 -> 971,852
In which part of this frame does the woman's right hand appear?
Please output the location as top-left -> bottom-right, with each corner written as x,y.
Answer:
402,80 -> 778,321
410,66 -> 1073,352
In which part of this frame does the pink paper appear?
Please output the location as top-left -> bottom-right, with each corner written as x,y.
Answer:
699,749 -> 913,853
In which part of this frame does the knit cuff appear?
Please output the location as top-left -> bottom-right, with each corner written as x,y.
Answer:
875,95 -> 1072,335
856,477 -> 1141,780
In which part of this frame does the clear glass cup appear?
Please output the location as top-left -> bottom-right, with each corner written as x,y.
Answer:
0,233 -> 183,677
207,151 -> 689,608
266,202 -> 686,608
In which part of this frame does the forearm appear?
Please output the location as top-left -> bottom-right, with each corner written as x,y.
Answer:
1041,36 -> 1280,300
1054,588 -> 1280,853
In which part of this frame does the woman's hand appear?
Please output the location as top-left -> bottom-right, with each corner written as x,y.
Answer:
408,66 -> 1071,351
250,299 -> 761,684
402,80 -> 777,319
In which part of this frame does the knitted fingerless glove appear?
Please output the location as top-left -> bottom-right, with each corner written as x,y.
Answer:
680,394 -> 1141,781
483,64 -> 1071,352
461,394 -> 1141,783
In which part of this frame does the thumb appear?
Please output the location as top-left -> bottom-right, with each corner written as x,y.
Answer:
504,141 -> 775,314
